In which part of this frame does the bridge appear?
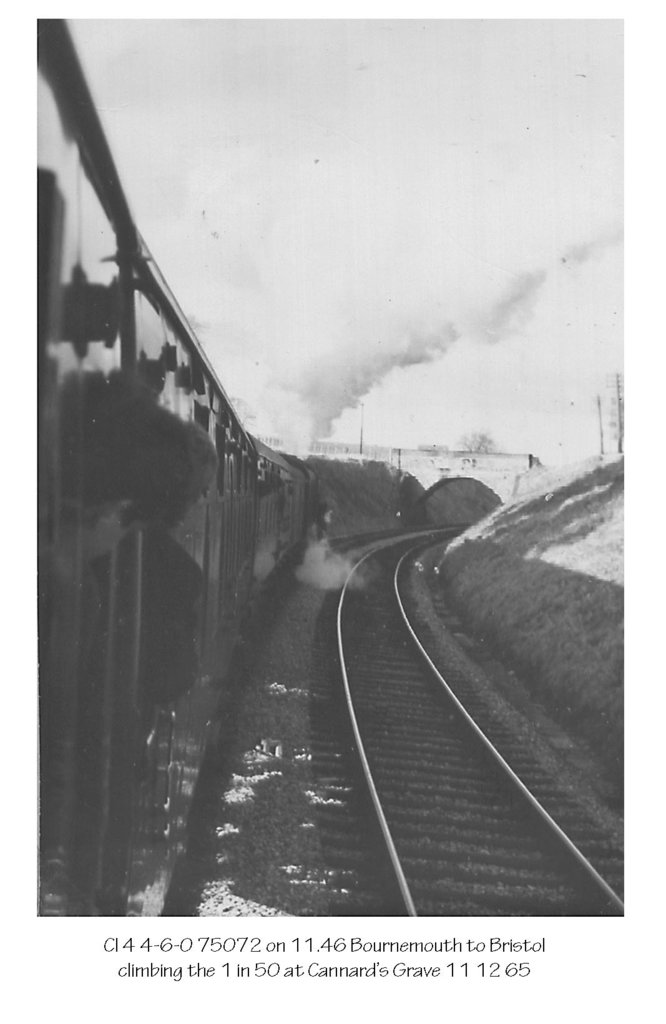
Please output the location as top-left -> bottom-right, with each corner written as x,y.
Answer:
308,441 -> 541,502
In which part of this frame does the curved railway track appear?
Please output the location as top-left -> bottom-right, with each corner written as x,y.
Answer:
337,535 -> 624,917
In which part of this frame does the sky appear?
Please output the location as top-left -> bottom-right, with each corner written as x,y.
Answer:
69,18 -> 623,465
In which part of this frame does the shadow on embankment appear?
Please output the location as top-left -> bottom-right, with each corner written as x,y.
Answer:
439,540 -> 623,788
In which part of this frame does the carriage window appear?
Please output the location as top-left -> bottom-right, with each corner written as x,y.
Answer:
134,291 -> 166,361
39,73 -> 121,374
38,169 -> 64,353
215,425 -> 226,495
193,401 -> 210,432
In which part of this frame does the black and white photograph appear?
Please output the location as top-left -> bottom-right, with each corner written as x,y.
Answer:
37,15 -> 625,926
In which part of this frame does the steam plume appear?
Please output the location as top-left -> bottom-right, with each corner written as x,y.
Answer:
484,270 -> 548,341
246,224 -> 622,446
561,226 -> 623,267
294,538 -> 364,591
293,322 -> 459,438
483,225 -> 622,343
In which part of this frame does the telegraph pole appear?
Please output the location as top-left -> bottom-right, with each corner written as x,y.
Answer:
615,374 -> 624,454
606,373 -> 624,454
359,402 -> 364,457
596,394 -> 605,455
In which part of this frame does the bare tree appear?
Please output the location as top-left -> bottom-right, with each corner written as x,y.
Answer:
458,431 -> 498,453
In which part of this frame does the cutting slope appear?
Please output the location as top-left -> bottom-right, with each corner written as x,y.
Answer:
439,457 -> 623,779
306,458 -> 400,536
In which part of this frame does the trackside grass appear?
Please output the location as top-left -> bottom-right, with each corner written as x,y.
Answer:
306,457 -> 400,536
438,458 -> 623,782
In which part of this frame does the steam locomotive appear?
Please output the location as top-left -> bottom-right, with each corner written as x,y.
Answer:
38,20 -> 319,915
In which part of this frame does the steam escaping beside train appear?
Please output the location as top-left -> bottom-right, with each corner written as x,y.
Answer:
38,20 -> 319,916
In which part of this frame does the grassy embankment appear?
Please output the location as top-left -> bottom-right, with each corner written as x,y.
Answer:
439,458 -> 624,781
306,457 -> 401,536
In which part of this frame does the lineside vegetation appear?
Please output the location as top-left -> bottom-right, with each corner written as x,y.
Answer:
439,459 -> 623,784
306,458 -> 400,536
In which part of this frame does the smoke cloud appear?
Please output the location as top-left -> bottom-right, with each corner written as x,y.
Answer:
483,270 -> 548,342
560,226 -> 623,267
285,322 -> 459,439
294,537 -> 365,591
225,221 -> 622,450
481,225 -> 622,345
263,226 -> 620,446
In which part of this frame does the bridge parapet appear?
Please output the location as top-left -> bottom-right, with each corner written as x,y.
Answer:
392,448 -> 539,502
308,441 -> 541,503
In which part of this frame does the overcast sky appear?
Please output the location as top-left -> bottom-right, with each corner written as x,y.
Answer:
70,18 -> 623,464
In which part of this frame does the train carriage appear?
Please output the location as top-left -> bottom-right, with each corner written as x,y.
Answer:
38,19 -> 316,916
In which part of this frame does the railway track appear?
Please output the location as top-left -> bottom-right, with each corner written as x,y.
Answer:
336,534 -> 624,917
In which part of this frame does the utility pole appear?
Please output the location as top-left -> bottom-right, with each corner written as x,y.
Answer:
596,394 -> 605,455
359,402 -> 364,457
615,373 -> 624,454
606,373 -> 624,454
